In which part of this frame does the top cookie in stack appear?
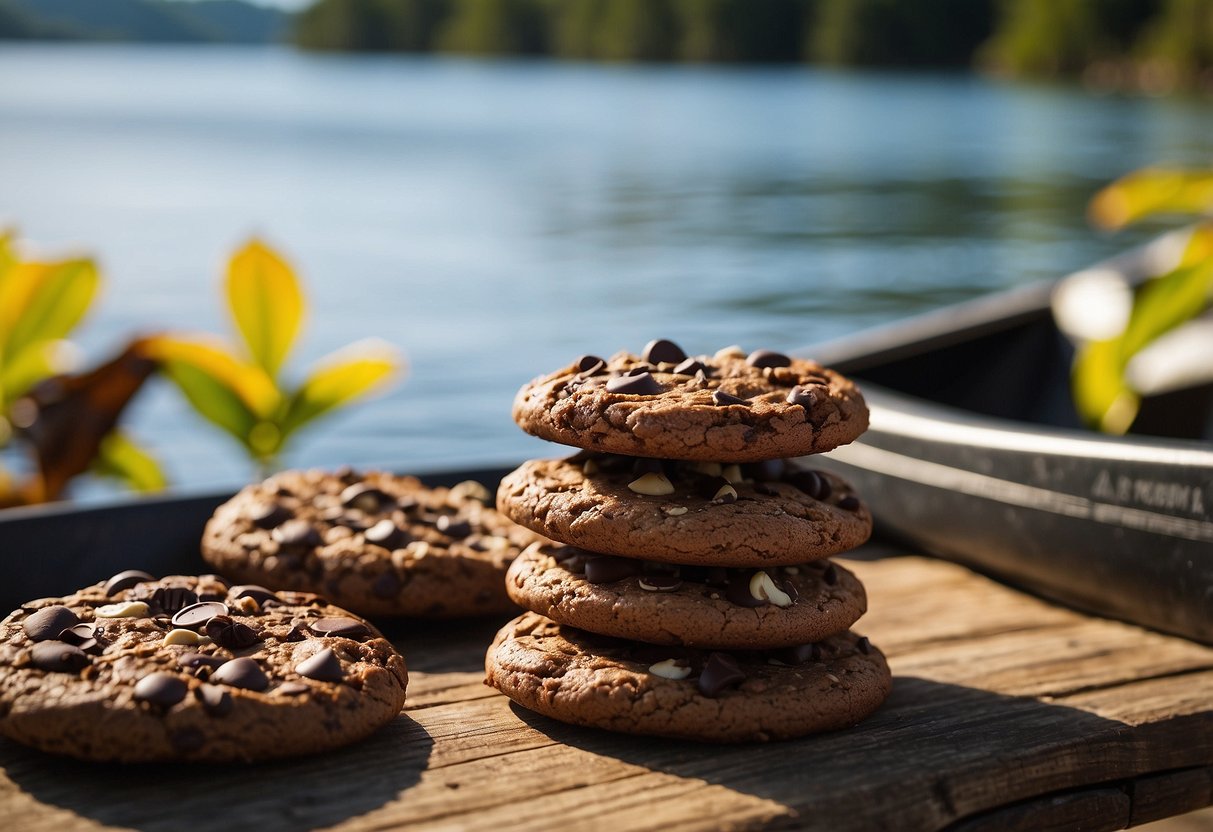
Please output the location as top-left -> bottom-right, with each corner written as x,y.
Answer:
487,340 -> 891,743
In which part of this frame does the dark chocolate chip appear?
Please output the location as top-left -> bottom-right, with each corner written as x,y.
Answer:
177,652 -> 228,671
606,372 -> 661,396
134,672 -> 188,707
436,515 -> 472,539
229,585 -> 282,604
697,652 -> 746,697
23,606 -> 80,642
296,647 -> 344,683
30,641 -> 89,673
724,572 -> 766,607
745,349 -> 791,368
248,502 -> 291,530
626,364 -> 655,376
195,683 -> 233,716
711,390 -> 748,406
642,339 -> 687,365
340,484 -> 393,513
789,470 -> 830,501
371,572 -> 402,598
575,355 -> 605,374
210,657 -> 269,691
856,636 -> 872,655
204,615 -> 262,650
365,518 -> 408,549
778,643 -> 822,665
284,623 -> 309,642
58,623 -> 96,647
673,357 -> 707,376
779,578 -> 800,603
838,495 -> 861,511
311,617 -> 370,639
103,570 -> 155,597
276,682 -> 310,696
823,564 -> 839,586
272,519 -> 322,548
172,601 -> 230,630
638,575 -> 683,592
148,586 -> 199,615
786,385 -> 818,408
584,556 -> 642,584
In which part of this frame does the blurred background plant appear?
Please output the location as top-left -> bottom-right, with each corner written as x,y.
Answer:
145,240 -> 403,478
0,231 -> 163,506
1065,168 -> 1213,433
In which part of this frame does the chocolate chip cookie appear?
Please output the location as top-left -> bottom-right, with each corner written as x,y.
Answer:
202,469 -> 543,618
0,573 -> 408,762
497,455 -> 871,566
512,341 -> 868,462
506,542 -> 866,650
485,612 -> 891,742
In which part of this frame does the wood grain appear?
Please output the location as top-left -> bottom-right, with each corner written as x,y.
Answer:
2,549 -> 1211,831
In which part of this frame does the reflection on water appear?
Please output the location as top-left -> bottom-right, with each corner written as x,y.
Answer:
0,44 -> 1207,496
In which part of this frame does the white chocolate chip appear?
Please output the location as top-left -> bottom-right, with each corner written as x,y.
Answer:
582,458 -> 599,475
648,659 -> 693,680
663,506 -> 688,516
690,461 -> 722,477
162,628 -> 206,646
408,541 -> 430,560
96,601 -> 150,618
784,566 -> 800,575
708,592 -> 721,600
448,480 -> 491,505
234,596 -> 260,615
827,673 -> 841,683
749,571 -> 794,607
712,483 -> 738,502
628,472 -> 675,496
714,345 -> 746,360
482,535 -> 510,551
721,464 -> 745,484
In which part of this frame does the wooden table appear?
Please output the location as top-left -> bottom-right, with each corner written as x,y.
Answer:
2,545 -> 1212,831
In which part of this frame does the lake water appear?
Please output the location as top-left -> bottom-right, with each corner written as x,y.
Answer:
2,43 -> 1211,499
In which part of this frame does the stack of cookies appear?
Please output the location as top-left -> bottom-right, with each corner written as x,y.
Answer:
486,340 -> 892,742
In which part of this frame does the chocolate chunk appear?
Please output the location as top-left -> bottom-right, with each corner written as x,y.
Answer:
178,652 -> 228,671
228,585 -> 282,605
724,572 -> 766,607
711,390 -> 748,406
823,564 -> 839,586
284,623 -> 308,642
248,501 -> 291,530
673,357 -> 707,376
148,586 -> 199,615
371,572 -> 402,598
365,518 -> 408,549
272,519 -> 322,548
778,643 -> 822,665
23,606 -> 80,642
210,657 -> 269,691
30,641 -> 89,673
276,682 -> 310,696
638,575 -> 683,592
584,556 -> 641,584
606,372 -> 661,395
745,349 -> 791,368
856,636 -> 872,655
786,385 -> 818,408
575,355 -> 605,374
642,339 -> 687,365
58,623 -> 97,650
626,364 -> 654,376
838,495 -> 861,511
204,615 -> 262,650
103,570 -> 155,597
172,601 -> 230,630
697,652 -> 746,697
789,470 -> 830,501
340,484 -> 393,513
779,578 -> 800,603
310,617 -> 370,639
436,515 -> 472,539
296,647 -> 344,683
134,672 -> 188,707
195,684 -> 233,716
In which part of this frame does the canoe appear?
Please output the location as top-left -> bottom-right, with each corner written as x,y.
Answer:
811,233 -> 1213,644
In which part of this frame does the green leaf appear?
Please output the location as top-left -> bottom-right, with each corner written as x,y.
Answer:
91,431 -> 167,493
1,259 -> 99,372
225,239 -> 305,379
0,339 -> 77,408
280,339 -> 401,440
1089,167 -> 1213,230
1072,338 -> 1138,434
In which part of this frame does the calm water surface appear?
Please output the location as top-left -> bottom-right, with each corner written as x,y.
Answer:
2,44 -> 1211,498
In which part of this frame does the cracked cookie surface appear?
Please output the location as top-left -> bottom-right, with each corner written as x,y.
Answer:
485,612 -> 891,742
0,574 -> 408,762
512,345 -> 868,462
497,455 -> 871,565
203,469 -> 543,618
506,543 -> 866,650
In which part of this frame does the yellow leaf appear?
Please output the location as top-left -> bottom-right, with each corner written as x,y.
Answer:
281,339 -> 402,438
0,339 -> 79,407
225,239 -> 305,378
1089,167 -> 1213,230
0,259 -> 99,367
142,336 -> 279,418
91,431 -> 167,493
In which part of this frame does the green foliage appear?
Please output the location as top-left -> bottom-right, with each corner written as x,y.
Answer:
148,239 -> 403,471
810,0 -> 995,67
436,0 -> 547,55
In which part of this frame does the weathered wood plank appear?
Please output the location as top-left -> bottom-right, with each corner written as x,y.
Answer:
1129,766 -> 1213,827
947,788 -> 1130,832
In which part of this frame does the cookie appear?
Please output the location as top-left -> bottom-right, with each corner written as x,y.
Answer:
512,341 -> 868,462
506,542 -> 866,650
202,469 -> 543,618
485,612 -> 890,743
497,455 -> 871,566
0,573 -> 408,762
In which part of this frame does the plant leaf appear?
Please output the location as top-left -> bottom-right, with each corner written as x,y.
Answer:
1119,226 -> 1213,360
280,339 -> 402,439
225,239 -> 305,378
1,259 -> 99,371
1089,167 -> 1213,230
0,339 -> 78,407
1072,338 -> 1138,434
91,431 -> 167,493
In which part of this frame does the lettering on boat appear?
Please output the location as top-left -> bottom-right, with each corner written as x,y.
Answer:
1091,470 -> 1207,516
